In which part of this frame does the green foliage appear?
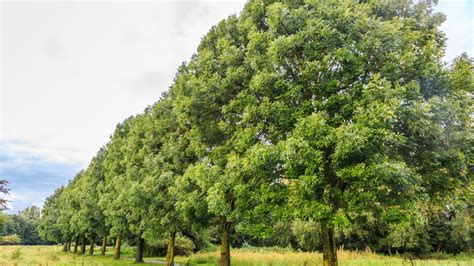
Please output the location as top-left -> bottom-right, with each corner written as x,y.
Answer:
1,234 -> 22,244
1,206 -> 43,244
291,219 -> 321,252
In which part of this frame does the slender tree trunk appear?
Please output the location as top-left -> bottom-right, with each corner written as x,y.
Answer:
89,236 -> 96,255
80,237 -> 87,254
135,236 -> 145,263
62,241 -> 68,251
73,236 -> 79,254
114,236 -> 122,260
66,240 -> 71,251
165,231 -> 176,266
220,217 -> 231,266
101,237 -> 107,256
321,223 -> 338,266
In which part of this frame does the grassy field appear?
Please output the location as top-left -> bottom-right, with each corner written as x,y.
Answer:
0,245 -> 472,265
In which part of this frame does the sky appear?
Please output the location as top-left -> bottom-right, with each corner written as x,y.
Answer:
0,0 -> 473,214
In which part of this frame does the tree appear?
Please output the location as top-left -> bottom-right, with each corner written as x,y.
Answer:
261,1 -> 470,265
142,97 -> 197,266
38,187 -> 65,244
99,118 -> 134,259
0,180 -> 9,211
67,171 -> 90,254
121,114 -> 151,263
19,206 -> 40,221
75,151 -> 108,256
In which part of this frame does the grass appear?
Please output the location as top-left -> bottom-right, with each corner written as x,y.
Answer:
0,245 -> 472,265
0,245 -> 156,266
183,249 -> 474,266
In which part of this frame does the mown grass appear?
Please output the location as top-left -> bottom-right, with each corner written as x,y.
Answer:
0,245 -> 472,265
0,245 -> 155,266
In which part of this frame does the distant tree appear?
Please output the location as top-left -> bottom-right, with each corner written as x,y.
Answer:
0,180 -> 9,211
19,205 -> 41,220
1,205 -> 42,245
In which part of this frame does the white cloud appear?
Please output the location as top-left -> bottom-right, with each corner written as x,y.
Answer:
436,0 -> 474,62
4,192 -> 28,212
1,1 -> 246,166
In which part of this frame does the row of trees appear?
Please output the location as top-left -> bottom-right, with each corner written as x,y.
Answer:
39,0 -> 472,265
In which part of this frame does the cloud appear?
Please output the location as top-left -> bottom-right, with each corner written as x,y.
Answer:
0,140 -> 82,213
44,38 -> 65,60
435,0 -> 474,62
129,71 -> 170,93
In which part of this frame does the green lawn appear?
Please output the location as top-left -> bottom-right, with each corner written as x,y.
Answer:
0,245 -> 472,265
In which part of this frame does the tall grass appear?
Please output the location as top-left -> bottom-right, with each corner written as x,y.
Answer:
188,248 -> 474,266
0,245 -> 472,265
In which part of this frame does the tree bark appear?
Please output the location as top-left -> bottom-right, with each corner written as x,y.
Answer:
220,217 -> 231,266
80,236 -> 87,255
165,230 -> 176,266
135,236 -> 145,263
321,223 -> 338,266
73,236 -> 79,254
89,236 -> 95,255
66,240 -> 71,251
114,236 -> 122,260
62,241 -> 68,251
101,237 -> 107,256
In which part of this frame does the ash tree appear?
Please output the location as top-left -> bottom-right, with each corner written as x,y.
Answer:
38,187 -> 64,244
75,149 -> 108,256
99,118 -> 134,260
242,1 -> 471,265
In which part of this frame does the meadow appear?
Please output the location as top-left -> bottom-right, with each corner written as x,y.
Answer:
0,245 -> 472,266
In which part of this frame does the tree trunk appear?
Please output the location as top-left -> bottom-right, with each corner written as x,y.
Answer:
62,241 -> 68,251
80,237 -> 87,254
321,223 -> 338,266
114,236 -> 122,260
101,237 -> 107,256
135,236 -> 145,263
220,217 -> 231,266
89,236 -> 95,255
165,231 -> 176,266
66,240 -> 71,251
73,236 -> 79,254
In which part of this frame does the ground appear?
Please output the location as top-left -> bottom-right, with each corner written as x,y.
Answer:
0,245 -> 472,265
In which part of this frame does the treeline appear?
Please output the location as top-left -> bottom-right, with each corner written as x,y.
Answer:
38,0 -> 472,265
0,206 -> 44,245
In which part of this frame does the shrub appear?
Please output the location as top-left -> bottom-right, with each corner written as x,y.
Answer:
291,219 -> 321,251
175,234 -> 196,256
1,234 -> 22,244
